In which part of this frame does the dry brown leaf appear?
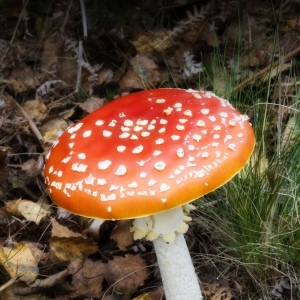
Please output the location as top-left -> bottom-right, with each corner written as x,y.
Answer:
76,97 -> 107,113
22,100 -> 47,123
50,218 -> 98,262
105,255 -> 150,294
131,29 -> 174,52
67,258 -> 107,299
110,220 -> 134,250
5,199 -> 49,224
39,118 -> 69,144
8,62 -> 40,93
0,242 -> 39,284
119,52 -> 167,91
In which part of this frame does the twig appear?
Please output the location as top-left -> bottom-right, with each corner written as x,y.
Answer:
79,0 -> 88,39
75,40 -> 83,93
3,92 -> 44,146
229,45 -> 300,97
60,0 -> 73,35
0,274 -> 22,293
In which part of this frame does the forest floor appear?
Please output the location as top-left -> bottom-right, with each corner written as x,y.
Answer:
1,0 -> 300,299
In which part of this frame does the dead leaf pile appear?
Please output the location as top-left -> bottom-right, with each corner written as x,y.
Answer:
1,0 -> 300,299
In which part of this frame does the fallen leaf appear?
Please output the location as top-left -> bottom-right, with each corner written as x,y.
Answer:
110,220 -> 134,250
0,242 -> 39,284
50,218 -> 98,262
76,97 -> 107,113
105,255 -> 150,294
39,118 -> 69,144
5,199 -> 49,224
67,258 -> 107,298
22,99 -> 47,123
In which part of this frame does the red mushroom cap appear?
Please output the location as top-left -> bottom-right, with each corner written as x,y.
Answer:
44,89 -> 255,220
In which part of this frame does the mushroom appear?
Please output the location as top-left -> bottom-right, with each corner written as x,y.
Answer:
44,88 -> 255,300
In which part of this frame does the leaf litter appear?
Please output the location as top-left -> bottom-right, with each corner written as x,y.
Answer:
0,0 -> 300,299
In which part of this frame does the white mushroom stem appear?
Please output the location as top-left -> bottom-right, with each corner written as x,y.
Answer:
154,233 -> 203,300
131,205 -> 203,299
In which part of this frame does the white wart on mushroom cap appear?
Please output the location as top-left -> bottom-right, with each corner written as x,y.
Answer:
44,89 -> 255,220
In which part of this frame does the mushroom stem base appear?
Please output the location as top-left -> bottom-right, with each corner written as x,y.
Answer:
153,233 -> 203,300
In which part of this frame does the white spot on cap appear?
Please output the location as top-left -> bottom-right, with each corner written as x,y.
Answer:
100,194 -> 116,201
177,148 -> 184,158
188,145 -> 195,151
49,166 -> 54,173
68,122 -> 83,133
192,134 -> 202,142
179,119 -> 188,123
214,125 -> 222,130
160,183 -> 170,192
97,178 -> 107,185
140,172 -> 147,178
85,174 -> 96,185
119,112 -> 126,117
201,109 -> 209,114
119,132 -> 130,138
176,125 -> 185,130
213,134 -> 220,139
62,157 -> 71,163
229,120 -> 237,126
136,160 -> 146,166
132,145 -> 143,154
130,134 -> 138,140
147,124 -> 155,130
134,126 -> 143,132
171,135 -> 180,141
121,126 -> 130,132
153,150 -> 162,156
103,130 -> 112,137
78,153 -> 86,159
128,182 -> 138,188
155,161 -> 166,171
72,163 -> 88,172
141,131 -> 150,137
215,151 -> 221,158
83,130 -> 92,138
70,134 -> 76,139
160,119 -> 168,124
228,144 -> 237,151
115,165 -> 127,175
109,120 -> 117,127
156,98 -> 166,104
96,120 -> 104,126
148,179 -> 157,186
196,120 -> 205,127
117,145 -> 126,152
174,103 -> 182,108
220,112 -> 228,117
98,160 -> 112,170
124,120 -> 133,126
164,107 -> 173,115
107,206 -> 112,212
184,110 -> 192,117
156,138 -> 164,145
69,142 -> 75,148
201,152 -> 209,158
136,119 -> 148,126
209,116 -> 216,122
158,128 -> 166,133
212,142 -> 219,147
237,133 -> 243,138
161,198 -> 167,202
225,135 -> 233,142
